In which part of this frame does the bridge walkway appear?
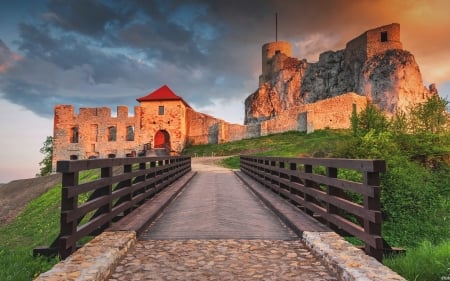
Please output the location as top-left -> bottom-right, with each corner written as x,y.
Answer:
108,158 -> 337,280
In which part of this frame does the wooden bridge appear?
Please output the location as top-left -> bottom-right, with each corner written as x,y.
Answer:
34,155 -> 405,281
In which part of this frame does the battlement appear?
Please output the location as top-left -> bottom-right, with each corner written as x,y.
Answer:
55,105 -> 138,119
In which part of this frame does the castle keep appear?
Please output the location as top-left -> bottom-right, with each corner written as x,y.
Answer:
52,23 -> 434,166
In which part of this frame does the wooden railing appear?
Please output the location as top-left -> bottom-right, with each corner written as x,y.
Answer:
240,155 -> 386,261
34,156 -> 191,259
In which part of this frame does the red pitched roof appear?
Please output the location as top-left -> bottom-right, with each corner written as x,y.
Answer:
136,85 -> 191,107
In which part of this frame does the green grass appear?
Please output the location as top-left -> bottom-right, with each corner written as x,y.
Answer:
384,240 -> 450,281
0,185 -> 61,281
185,130 -> 349,168
0,168 -> 101,281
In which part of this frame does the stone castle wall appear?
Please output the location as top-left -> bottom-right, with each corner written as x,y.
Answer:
53,92 -> 367,167
345,23 -> 402,63
53,105 -> 142,169
260,93 -> 368,135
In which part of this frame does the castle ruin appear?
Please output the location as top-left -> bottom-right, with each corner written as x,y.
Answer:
52,23 -> 434,167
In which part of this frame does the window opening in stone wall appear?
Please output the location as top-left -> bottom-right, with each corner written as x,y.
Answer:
159,106 -> 165,115
108,126 -> 116,141
70,155 -> 78,160
70,127 -> 79,143
108,154 -> 116,158
126,126 -> 135,141
381,31 -> 388,42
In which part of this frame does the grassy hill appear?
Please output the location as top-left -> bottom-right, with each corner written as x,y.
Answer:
1,129 -> 448,281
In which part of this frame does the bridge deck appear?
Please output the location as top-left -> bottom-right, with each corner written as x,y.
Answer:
141,163 -> 297,240
108,158 -> 337,280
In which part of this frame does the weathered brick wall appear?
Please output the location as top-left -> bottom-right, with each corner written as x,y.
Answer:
139,100 -> 187,152
53,93 -> 368,168
259,93 -> 368,135
345,23 -> 402,65
260,104 -> 308,136
366,23 -> 402,59
220,123 -> 248,143
304,93 -> 368,131
185,108 -> 222,145
261,41 -> 292,83
52,105 -> 141,170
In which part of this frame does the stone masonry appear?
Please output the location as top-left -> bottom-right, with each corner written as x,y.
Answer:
53,23 -> 433,166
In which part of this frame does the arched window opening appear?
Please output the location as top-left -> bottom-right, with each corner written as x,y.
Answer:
126,126 -> 135,141
108,154 -> 116,158
108,126 -> 116,141
70,155 -> 78,160
70,127 -> 79,143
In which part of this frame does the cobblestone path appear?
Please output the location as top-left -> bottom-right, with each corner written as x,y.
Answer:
108,158 -> 337,280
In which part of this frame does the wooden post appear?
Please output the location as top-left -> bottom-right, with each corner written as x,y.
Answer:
289,162 -> 297,203
99,166 -> 113,229
304,164 -> 314,216
363,171 -> 383,261
59,171 -> 78,259
326,167 -> 339,230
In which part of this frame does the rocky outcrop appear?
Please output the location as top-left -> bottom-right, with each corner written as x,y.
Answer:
245,54 -> 307,124
244,23 -> 436,124
359,49 -> 433,113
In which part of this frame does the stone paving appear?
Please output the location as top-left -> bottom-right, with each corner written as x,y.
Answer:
109,158 -> 337,280
109,239 -> 337,281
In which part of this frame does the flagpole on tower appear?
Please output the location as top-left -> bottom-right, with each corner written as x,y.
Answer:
275,12 -> 278,42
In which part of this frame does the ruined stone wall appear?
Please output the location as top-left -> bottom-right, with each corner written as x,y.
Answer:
345,23 -> 402,62
260,104 -> 308,136
259,93 -> 368,135
304,93 -> 368,131
219,122 -> 248,143
185,108 -> 223,145
52,105 -> 141,170
366,23 -> 402,59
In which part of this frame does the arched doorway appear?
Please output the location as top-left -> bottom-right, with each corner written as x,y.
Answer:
154,130 -> 170,150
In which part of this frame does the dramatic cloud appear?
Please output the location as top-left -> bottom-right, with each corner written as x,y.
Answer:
0,40 -> 22,73
0,0 -> 449,121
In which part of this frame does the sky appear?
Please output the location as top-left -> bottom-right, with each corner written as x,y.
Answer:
0,0 -> 450,183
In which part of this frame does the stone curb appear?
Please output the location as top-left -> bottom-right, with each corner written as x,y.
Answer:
235,170 -> 406,281
34,231 -> 136,281
303,231 -> 406,281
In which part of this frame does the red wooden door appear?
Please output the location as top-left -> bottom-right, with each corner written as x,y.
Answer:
154,130 -> 167,148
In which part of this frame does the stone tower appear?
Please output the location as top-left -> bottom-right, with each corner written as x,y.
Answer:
259,41 -> 292,86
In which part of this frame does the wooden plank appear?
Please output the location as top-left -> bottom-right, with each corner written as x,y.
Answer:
243,156 -> 386,172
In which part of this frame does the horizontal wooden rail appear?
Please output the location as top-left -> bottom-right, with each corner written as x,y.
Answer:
34,156 -> 191,259
240,155 -> 386,261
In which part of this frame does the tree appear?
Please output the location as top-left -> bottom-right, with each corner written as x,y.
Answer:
354,103 -> 389,135
409,95 -> 449,134
38,136 -> 53,176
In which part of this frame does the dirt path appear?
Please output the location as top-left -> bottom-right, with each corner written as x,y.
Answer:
0,174 -> 61,224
